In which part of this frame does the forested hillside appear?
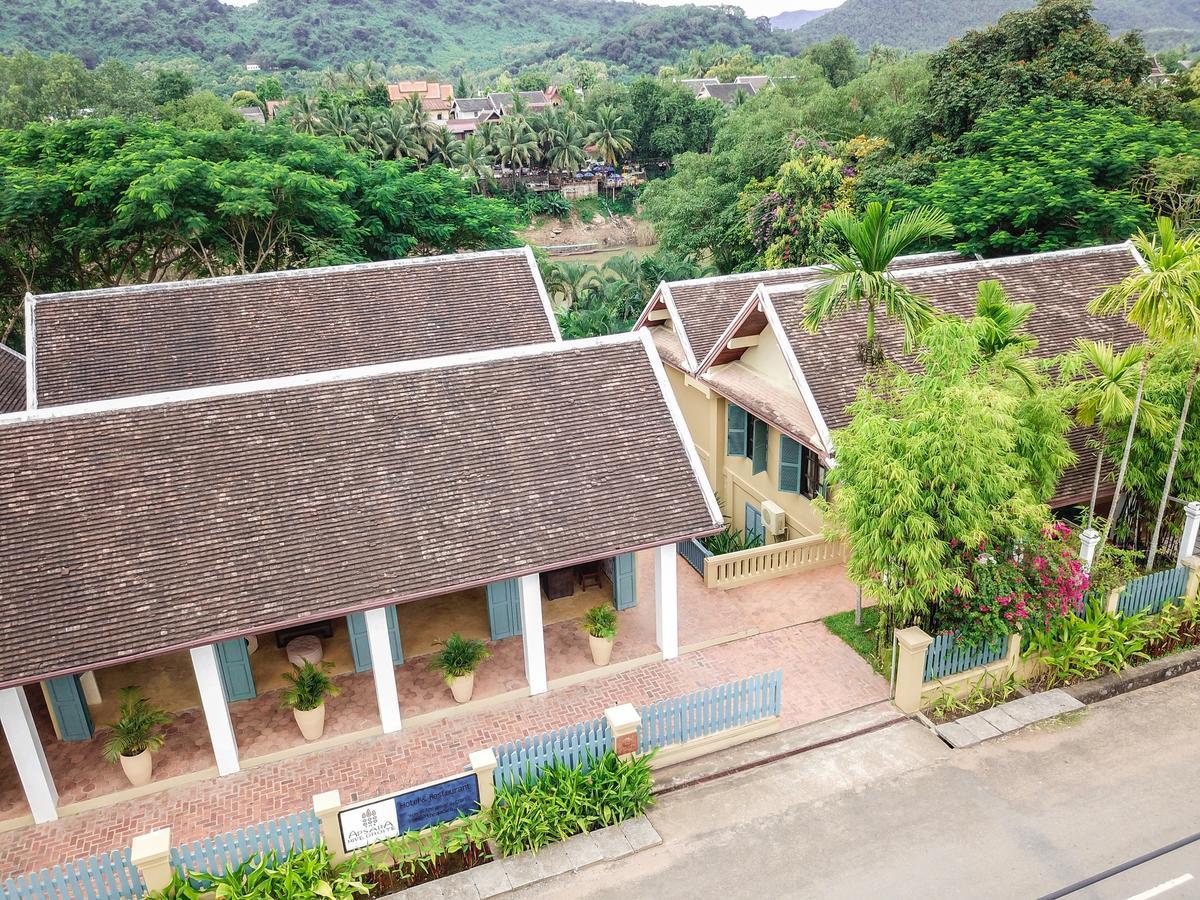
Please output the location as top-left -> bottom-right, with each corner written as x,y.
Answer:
0,0 -> 797,75
786,0 -> 1200,50
768,8 -> 834,30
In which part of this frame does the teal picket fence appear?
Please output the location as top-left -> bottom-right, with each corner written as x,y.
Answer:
493,717 -> 612,787
1117,566 -> 1189,617
2,848 -> 144,900
923,632 -> 1007,683
638,670 -> 783,751
677,538 -> 712,576
170,810 -> 321,879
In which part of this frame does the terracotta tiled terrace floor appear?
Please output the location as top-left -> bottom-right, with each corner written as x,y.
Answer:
0,553 -> 885,876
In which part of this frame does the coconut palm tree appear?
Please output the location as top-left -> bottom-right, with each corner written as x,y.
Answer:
398,94 -> 441,155
370,109 -> 427,162
288,96 -> 324,135
1090,217 -> 1200,563
585,106 -> 633,168
543,260 -> 597,309
493,117 -> 537,184
802,200 -> 955,362
458,134 -> 495,194
427,129 -> 463,167
1064,340 -> 1167,528
547,120 -> 587,177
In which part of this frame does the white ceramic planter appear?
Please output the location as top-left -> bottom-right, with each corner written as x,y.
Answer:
449,673 -> 475,704
120,749 -> 153,787
294,703 -> 326,741
589,634 -> 614,666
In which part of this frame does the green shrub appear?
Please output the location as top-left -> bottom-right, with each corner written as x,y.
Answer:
150,845 -> 367,899
427,632 -> 491,680
701,523 -> 763,555
581,604 -> 618,640
102,687 -> 172,763
488,751 -> 654,856
1024,597 -> 1151,686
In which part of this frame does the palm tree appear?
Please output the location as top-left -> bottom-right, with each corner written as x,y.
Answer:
802,200 -> 955,362
547,120 -> 587,177
973,280 -> 1039,392
399,94 -> 440,155
543,260 -> 597,309
288,96 -> 324,135
493,117 -> 537,185
1090,217 -> 1200,564
427,129 -> 463,167
585,106 -> 633,168
458,134 -> 495,195
1065,340 -> 1166,528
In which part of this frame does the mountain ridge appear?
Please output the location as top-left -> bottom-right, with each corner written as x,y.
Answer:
778,0 -> 1200,51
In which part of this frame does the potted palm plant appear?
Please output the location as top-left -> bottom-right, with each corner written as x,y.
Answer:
102,686 -> 172,787
427,633 -> 491,703
581,604 -> 618,666
281,660 -> 342,741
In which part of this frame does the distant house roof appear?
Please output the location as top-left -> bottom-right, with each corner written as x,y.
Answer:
0,332 -> 721,688
680,78 -> 719,98
388,81 -> 454,105
28,247 -> 560,408
488,91 -> 549,112
236,106 -> 266,124
453,97 -> 498,116
0,346 -> 25,413
735,75 -> 773,91
700,82 -> 756,105
265,100 -> 286,120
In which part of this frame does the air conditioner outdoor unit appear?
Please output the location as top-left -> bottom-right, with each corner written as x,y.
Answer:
761,501 -> 786,536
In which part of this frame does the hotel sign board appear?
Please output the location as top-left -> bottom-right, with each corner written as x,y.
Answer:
339,772 -> 481,852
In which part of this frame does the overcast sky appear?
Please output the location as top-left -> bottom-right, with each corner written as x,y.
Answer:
638,0 -> 844,19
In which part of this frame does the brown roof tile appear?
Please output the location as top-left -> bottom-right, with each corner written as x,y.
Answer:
0,346 -> 25,414
0,334 -> 719,687
703,362 -> 822,452
30,248 -> 558,408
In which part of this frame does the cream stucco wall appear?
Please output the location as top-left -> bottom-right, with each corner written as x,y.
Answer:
662,361 -> 824,540
735,327 -> 793,383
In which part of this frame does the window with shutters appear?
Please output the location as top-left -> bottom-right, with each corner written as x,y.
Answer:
780,435 -> 825,499
751,418 -> 768,474
727,403 -> 766,463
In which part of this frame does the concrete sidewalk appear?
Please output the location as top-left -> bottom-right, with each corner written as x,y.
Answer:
519,670 -> 1200,899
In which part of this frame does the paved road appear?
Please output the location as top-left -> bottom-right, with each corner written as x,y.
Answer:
518,671 -> 1200,900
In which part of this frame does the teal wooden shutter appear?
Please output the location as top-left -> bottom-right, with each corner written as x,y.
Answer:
611,553 -> 638,610
751,419 -> 768,474
348,609 -> 403,671
487,579 -> 523,640
347,613 -> 371,672
215,637 -> 257,702
744,502 -> 765,544
44,676 -> 94,742
726,404 -> 748,457
779,435 -> 802,493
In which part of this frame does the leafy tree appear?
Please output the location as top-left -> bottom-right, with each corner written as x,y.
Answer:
152,69 -> 195,106
159,91 -> 244,130
910,99 -> 1199,256
741,150 -> 844,269
0,119 -> 520,343
923,0 -> 1161,143
256,77 -> 285,102
804,36 -> 861,88
823,316 -> 1067,645
802,200 -> 954,361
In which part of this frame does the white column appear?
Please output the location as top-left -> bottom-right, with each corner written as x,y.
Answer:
189,645 -> 241,776
365,607 -> 403,734
519,574 -> 547,695
1079,527 -> 1101,572
0,686 -> 59,823
655,543 -> 679,660
1179,502 -> 1200,566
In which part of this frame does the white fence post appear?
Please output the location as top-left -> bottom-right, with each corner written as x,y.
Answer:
1178,502 -> 1200,566
130,828 -> 173,893
1079,527 -> 1101,573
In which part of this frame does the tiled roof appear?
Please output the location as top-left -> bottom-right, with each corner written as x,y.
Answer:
29,248 -> 558,407
735,75 -> 773,91
702,83 -> 754,103
236,106 -> 266,124
703,362 -> 822,452
454,97 -> 498,115
0,346 -> 25,413
766,244 -> 1142,430
1056,425 -> 1112,509
0,334 -> 720,687
648,251 -> 965,372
